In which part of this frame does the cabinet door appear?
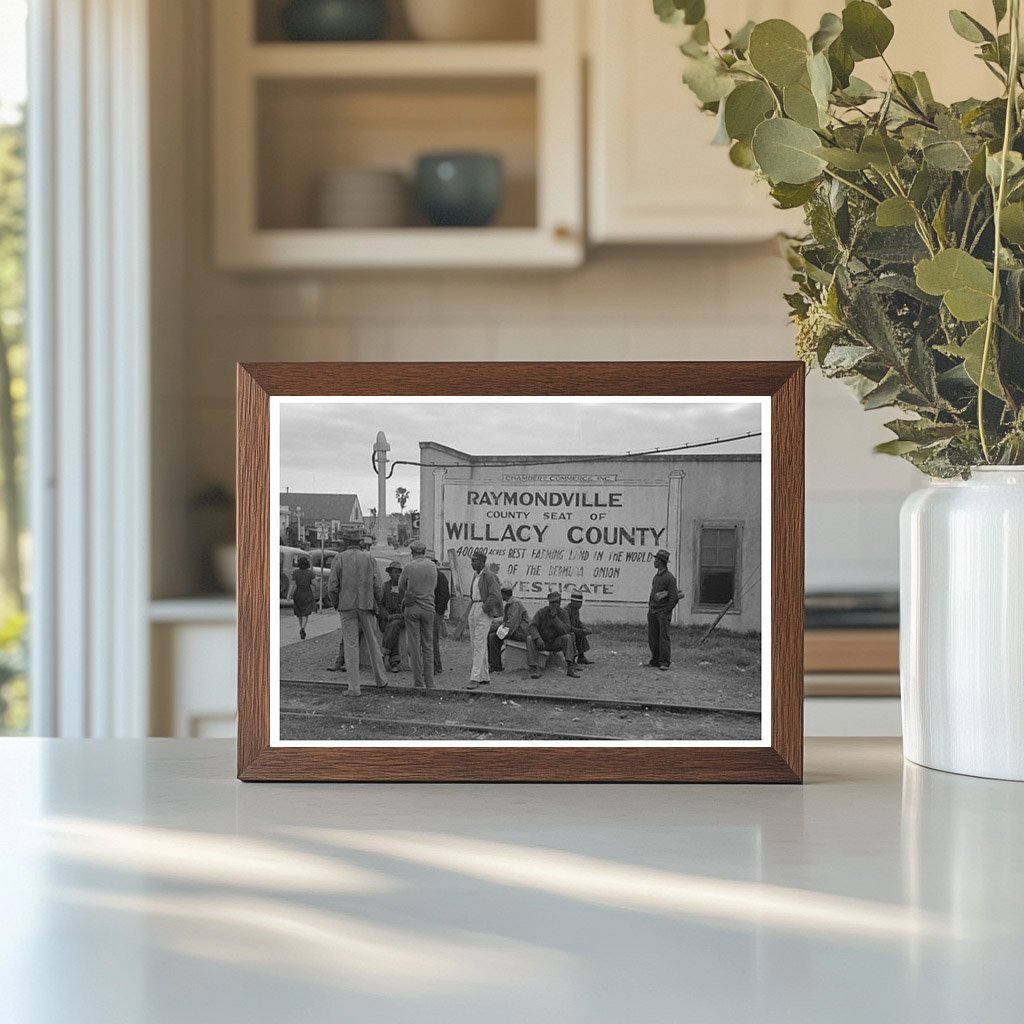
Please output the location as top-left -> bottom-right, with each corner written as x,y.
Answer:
588,0 -> 811,243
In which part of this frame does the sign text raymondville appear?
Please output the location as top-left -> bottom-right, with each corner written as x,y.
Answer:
442,481 -> 670,605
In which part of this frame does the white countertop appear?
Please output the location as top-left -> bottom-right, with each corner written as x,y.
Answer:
1,738 -> 1020,1023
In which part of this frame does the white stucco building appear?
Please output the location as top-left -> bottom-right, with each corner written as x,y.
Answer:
420,443 -> 763,632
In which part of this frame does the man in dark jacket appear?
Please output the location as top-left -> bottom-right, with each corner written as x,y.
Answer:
378,561 -> 405,672
647,548 -> 680,671
430,554 -> 450,675
487,583 -> 531,672
567,592 -> 594,665
527,592 -> 581,680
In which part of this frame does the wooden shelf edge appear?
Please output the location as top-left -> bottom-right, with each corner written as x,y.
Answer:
249,42 -> 544,78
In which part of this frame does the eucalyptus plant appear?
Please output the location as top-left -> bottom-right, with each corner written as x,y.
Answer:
657,0 -> 1024,476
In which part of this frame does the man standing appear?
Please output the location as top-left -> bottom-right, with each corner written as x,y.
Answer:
428,552 -> 450,676
647,548 -> 680,672
528,592 -> 581,681
567,592 -> 595,665
467,549 -> 503,688
399,540 -> 437,689
327,527 -> 387,696
487,583 -> 531,672
378,561 -> 405,672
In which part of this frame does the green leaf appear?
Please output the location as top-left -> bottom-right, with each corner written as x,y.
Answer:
923,140 -> 972,171
748,20 -> 809,87
909,165 -> 933,205
862,374 -> 903,409
729,140 -> 757,170
784,80 -> 824,129
842,1 -> 895,59
948,10 -> 994,44
874,439 -> 923,455
814,146 -> 872,170
724,20 -> 755,53
860,133 -> 904,173
837,76 -> 879,104
884,418 -> 964,443
653,0 -> 705,26
808,51 -> 833,109
915,249 -> 994,322
993,0 -> 1008,24
939,325 -> 1006,398
967,144 -> 991,194
876,197 -> 918,228
827,36 -> 855,89
751,118 -> 828,184
913,71 -> 935,104
723,81 -> 775,144
810,12 -> 843,54
691,19 -> 710,45
682,57 -> 736,104
1000,203 -> 1024,244
986,150 -> 1024,191
770,180 -> 820,209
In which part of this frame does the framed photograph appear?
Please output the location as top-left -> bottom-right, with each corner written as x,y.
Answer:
237,362 -> 803,782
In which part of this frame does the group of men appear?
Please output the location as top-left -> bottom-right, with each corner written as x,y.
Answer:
324,527 -> 444,696
318,527 -> 680,696
467,544 -> 680,686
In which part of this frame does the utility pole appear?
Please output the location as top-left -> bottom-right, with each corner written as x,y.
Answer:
374,431 -> 390,549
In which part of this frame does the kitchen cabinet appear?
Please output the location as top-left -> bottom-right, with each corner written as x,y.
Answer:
211,0 -> 583,269
587,0 -> 999,244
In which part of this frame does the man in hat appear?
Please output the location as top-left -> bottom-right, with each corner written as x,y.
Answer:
647,548 -> 680,671
487,582 -> 531,672
466,549 -> 503,688
399,540 -> 437,689
428,551 -> 450,676
567,592 -> 595,665
527,592 -> 581,680
327,526 -> 387,695
378,561 -> 405,672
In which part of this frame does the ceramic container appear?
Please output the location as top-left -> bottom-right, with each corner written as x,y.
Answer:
281,0 -> 388,42
315,167 -> 407,228
415,152 -> 504,227
403,0 -> 535,41
900,467 -> 1024,781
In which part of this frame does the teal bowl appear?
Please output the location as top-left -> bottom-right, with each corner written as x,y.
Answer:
281,0 -> 388,42
415,153 -> 505,228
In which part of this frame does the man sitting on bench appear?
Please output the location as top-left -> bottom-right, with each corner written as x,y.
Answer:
487,582 -> 530,672
527,591 -> 581,681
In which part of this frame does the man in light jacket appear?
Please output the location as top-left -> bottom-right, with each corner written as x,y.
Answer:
327,527 -> 387,696
466,549 -> 503,688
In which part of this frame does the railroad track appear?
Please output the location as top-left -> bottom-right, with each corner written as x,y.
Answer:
280,676 -> 760,719
280,677 -> 761,742
280,709 -> 618,742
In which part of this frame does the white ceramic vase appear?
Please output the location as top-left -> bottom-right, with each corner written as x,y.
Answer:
900,467 -> 1024,781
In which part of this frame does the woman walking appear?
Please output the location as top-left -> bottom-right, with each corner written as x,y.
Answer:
289,554 -> 316,640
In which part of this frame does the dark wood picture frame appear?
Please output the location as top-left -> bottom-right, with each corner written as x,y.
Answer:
237,362 -> 804,782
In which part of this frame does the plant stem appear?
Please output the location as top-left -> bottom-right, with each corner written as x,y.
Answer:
979,0 -> 1021,462
822,167 -> 881,204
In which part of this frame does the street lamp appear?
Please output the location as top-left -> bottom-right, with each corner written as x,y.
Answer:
296,506 -> 302,547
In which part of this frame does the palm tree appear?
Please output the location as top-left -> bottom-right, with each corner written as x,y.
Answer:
395,487 -> 409,512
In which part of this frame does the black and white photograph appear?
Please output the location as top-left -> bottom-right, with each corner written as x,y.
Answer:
270,396 -> 770,746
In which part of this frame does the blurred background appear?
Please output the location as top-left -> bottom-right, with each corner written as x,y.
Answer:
0,0 -> 998,739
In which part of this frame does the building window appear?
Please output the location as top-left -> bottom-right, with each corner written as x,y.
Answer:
698,526 -> 738,607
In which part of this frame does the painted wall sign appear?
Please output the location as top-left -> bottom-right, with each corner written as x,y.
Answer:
441,478 -> 670,605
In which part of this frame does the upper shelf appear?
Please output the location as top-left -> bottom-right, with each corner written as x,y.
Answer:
248,42 -> 545,78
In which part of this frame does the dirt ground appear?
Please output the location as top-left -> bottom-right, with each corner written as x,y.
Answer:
279,616 -> 762,712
